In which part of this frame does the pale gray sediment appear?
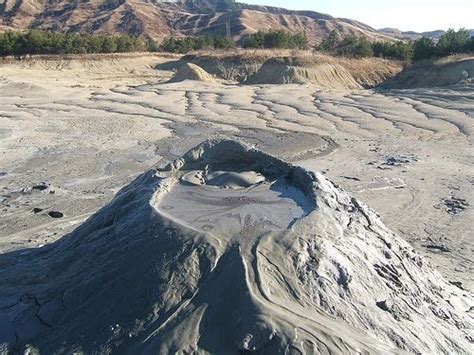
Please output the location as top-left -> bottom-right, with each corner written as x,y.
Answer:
0,140 -> 472,354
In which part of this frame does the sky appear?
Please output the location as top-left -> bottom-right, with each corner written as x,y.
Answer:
243,0 -> 474,32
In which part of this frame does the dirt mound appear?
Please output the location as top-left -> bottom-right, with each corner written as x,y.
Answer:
168,63 -> 216,83
0,140 -> 472,354
245,57 -> 362,89
381,56 -> 474,89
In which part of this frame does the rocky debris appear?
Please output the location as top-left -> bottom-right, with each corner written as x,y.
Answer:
383,155 -> 417,166
32,208 -> 43,214
441,197 -> 469,215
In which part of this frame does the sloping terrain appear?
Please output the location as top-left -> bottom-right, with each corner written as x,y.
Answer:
381,55 -> 474,89
0,0 -> 396,43
0,140 -> 472,353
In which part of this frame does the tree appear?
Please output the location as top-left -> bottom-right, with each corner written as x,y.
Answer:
243,30 -> 307,50
437,28 -> 471,56
336,36 -> 373,58
318,30 -> 339,51
213,35 -> 236,49
243,30 -> 265,48
0,31 -> 23,56
101,36 -> 118,53
412,36 -> 436,61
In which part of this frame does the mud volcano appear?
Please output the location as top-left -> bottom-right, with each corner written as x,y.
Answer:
0,140 -> 472,354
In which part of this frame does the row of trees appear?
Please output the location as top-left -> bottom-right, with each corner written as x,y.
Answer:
413,29 -> 473,60
160,30 -> 309,52
0,30 -> 149,56
1,28 -> 473,60
318,28 -> 474,61
0,29 -> 310,56
159,35 -> 235,53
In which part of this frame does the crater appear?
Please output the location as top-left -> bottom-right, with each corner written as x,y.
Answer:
154,140 -> 316,237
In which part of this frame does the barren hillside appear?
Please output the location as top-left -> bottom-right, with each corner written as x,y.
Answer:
0,0 -> 396,43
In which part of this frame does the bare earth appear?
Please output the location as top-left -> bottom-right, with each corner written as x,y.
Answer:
0,52 -> 473,297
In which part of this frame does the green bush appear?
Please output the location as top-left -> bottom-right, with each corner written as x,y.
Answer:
412,36 -> 436,61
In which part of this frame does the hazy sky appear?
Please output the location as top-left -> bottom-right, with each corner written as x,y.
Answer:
243,0 -> 473,31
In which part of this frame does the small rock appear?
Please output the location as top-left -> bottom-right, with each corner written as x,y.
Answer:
48,211 -> 64,218
423,244 -> 450,253
32,183 -> 49,191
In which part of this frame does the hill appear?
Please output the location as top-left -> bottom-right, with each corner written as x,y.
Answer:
0,0 -> 396,43
379,27 -> 474,41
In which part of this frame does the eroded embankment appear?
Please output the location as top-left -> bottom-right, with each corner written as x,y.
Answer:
381,55 -> 474,89
157,51 -> 403,89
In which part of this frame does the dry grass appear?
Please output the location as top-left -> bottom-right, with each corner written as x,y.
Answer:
0,52 -> 181,63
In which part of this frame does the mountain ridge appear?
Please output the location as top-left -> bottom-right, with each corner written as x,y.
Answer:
378,27 -> 474,40
0,0 -> 396,43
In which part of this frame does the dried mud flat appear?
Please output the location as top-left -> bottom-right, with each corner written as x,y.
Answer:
0,55 -> 473,352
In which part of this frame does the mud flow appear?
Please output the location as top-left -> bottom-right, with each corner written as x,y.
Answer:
157,169 -> 312,236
